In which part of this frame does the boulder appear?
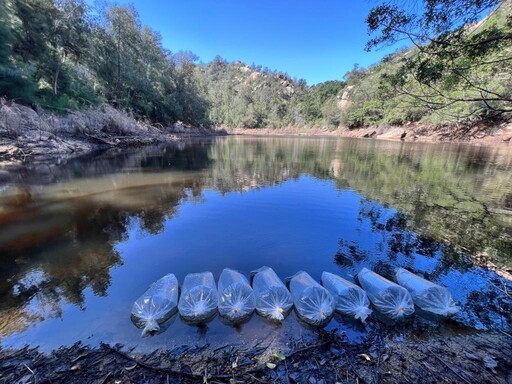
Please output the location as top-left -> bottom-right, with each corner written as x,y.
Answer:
501,124 -> 512,142
378,127 -> 407,140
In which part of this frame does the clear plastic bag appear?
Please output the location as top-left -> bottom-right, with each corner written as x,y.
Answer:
218,268 -> 255,322
357,268 -> 414,319
396,268 -> 458,316
288,271 -> 334,326
321,272 -> 372,323
251,266 -> 293,321
131,273 -> 179,336
178,272 -> 218,323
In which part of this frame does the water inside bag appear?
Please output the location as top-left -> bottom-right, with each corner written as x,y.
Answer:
218,268 -> 255,322
131,273 -> 179,336
251,266 -> 293,321
357,268 -> 414,320
288,271 -> 334,326
178,272 -> 218,323
396,268 -> 458,316
321,272 -> 372,323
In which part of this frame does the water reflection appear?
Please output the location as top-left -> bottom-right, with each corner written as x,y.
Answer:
0,136 -> 510,347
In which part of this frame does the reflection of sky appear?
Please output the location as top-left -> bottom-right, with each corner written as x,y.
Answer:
3,175 -> 510,351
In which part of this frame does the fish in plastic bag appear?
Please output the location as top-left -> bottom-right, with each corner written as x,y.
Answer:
396,268 -> 458,316
288,271 -> 334,326
178,272 -> 218,323
321,271 -> 372,323
251,266 -> 293,321
357,268 -> 414,319
131,273 -> 179,336
218,268 -> 255,322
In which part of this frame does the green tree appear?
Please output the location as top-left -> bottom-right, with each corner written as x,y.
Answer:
366,0 -> 512,118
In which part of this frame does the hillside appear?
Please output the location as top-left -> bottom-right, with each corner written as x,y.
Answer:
0,0 -> 510,137
338,0 -> 512,128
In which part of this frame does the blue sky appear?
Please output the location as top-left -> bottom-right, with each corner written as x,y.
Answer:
105,0 -> 400,85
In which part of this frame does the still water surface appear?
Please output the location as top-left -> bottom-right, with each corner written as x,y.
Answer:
0,136 -> 511,352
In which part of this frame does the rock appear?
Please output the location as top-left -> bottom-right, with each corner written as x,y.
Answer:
501,124 -> 512,141
12,104 -> 38,118
362,130 -> 377,138
378,127 -> 407,140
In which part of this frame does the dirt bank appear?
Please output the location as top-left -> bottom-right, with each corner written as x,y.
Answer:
234,121 -> 512,146
1,328 -> 510,384
0,101 -> 226,167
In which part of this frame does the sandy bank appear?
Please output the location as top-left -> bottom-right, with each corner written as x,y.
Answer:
234,121 -> 512,146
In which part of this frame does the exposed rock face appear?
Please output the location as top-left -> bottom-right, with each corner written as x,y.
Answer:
337,86 -> 353,111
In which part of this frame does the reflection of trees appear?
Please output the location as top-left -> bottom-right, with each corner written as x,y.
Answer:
0,142 -> 212,336
206,137 -> 511,266
0,137 -> 511,337
327,140 -> 512,267
335,201 -> 511,331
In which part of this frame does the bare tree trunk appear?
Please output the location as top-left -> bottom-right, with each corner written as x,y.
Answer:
53,62 -> 61,97
53,51 -> 65,97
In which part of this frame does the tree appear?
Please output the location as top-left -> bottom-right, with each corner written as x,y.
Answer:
366,0 -> 512,119
49,0 -> 90,97
0,1 -> 14,63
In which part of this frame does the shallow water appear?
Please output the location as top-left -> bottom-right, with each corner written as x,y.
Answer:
0,136 -> 511,352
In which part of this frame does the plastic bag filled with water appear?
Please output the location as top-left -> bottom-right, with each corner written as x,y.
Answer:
131,273 -> 179,336
178,272 -> 218,323
357,268 -> 414,319
251,266 -> 293,321
218,268 -> 255,322
321,272 -> 372,323
396,268 -> 458,316
288,271 -> 334,326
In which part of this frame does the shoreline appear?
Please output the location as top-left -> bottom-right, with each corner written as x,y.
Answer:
1,100 -> 511,168
1,328 -> 510,383
0,102 -> 226,168
233,121 -> 512,146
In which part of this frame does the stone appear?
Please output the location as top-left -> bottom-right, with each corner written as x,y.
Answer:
378,127 -> 407,140
501,125 -> 512,141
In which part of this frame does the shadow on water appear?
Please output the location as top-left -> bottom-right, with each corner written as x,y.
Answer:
0,136 -> 510,350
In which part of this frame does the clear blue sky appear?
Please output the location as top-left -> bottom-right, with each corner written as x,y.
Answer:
105,0 -> 399,85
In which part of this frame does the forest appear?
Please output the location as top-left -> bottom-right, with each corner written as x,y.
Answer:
0,0 -> 511,131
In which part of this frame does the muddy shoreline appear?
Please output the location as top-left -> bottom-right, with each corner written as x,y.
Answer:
233,121 -> 512,146
1,327 -> 510,384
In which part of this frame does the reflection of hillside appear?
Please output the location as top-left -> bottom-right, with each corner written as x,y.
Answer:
328,140 -> 512,267
0,178 -> 199,338
0,137 -> 511,338
206,137 -> 512,266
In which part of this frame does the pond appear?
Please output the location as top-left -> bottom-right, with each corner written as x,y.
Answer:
0,136 -> 511,352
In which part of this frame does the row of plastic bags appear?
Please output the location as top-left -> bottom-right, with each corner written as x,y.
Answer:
131,267 -> 458,336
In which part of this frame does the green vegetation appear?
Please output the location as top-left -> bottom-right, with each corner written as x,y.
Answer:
0,0 -> 208,125
0,0 -> 510,131
343,0 -> 512,127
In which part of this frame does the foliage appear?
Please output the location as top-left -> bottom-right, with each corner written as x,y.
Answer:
196,59 -> 309,129
0,0 -> 510,130
364,0 -> 512,120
